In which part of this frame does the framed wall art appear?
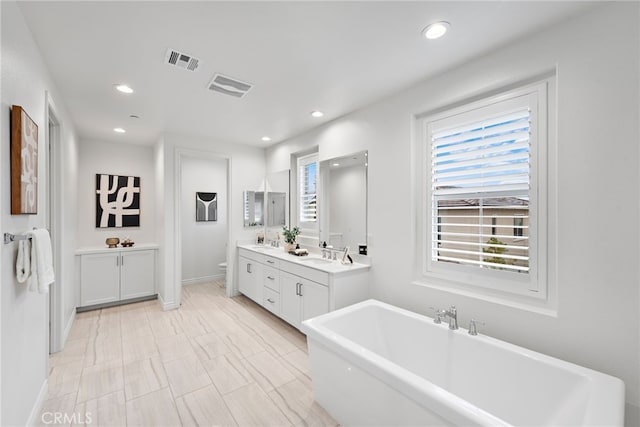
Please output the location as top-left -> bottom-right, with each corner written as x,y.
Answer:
11,105 -> 38,214
96,174 -> 140,227
196,192 -> 217,222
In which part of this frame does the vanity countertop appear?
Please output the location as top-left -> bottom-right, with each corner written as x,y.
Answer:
76,243 -> 159,255
237,244 -> 370,275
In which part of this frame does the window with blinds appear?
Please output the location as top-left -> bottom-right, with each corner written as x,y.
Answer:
419,81 -> 552,299
429,96 -> 532,275
298,154 -> 318,224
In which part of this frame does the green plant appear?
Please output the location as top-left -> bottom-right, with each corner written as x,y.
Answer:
282,226 -> 300,244
483,237 -> 508,265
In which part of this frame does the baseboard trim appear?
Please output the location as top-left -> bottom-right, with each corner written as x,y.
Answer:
26,379 -> 48,426
76,295 -> 158,313
62,309 -> 76,347
158,294 -> 180,311
181,274 -> 224,286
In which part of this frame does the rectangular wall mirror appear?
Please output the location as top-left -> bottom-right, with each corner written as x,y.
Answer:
266,170 -> 290,231
319,151 -> 368,252
243,191 -> 264,227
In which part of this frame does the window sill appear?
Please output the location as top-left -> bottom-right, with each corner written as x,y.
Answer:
411,278 -> 558,318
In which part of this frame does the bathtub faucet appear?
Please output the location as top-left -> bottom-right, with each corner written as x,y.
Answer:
443,306 -> 458,330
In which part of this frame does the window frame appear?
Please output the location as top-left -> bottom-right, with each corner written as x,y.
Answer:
297,152 -> 319,232
415,80 -> 552,301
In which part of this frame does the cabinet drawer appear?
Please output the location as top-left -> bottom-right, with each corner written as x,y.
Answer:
263,287 -> 280,315
280,260 -> 329,286
238,248 -> 265,264
263,255 -> 280,269
263,266 -> 280,292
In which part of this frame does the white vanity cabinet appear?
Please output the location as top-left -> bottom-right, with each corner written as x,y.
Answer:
77,245 -> 157,309
237,246 -> 369,331
262,257 -> 281,315
280,271 -> 328,330
238,254 -> 264,305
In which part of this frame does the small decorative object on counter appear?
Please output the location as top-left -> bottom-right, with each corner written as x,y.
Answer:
105,237 -> 120,248
341,247 -> 353,264
282,225 -> 300,253
358,244 -> 367,255
256,230 -> 265,245
121,237 -> 135,247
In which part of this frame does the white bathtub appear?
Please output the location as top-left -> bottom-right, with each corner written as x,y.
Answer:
301,299 -> 625,426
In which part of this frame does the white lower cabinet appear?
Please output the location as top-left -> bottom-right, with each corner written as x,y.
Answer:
80,252 -> 120,306
280,271 -> 328,329
238,255 -> 263,304
120,250 -> 155,300
237,247 -> 369,331
79,247 -> 156,308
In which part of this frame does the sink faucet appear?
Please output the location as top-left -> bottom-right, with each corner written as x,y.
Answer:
443,305 -> 458,330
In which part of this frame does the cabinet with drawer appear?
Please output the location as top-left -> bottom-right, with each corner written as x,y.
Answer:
237,246 -> 369,331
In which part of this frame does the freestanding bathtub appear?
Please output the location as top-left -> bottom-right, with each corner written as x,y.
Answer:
301,299 -> 624,426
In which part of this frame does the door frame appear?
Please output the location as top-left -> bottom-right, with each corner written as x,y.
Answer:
45,92 -> 64,353
174,148 -> 232,306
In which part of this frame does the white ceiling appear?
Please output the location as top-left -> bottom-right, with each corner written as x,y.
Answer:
18,1 -> 596,147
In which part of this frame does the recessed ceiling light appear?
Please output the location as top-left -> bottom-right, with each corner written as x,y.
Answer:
332,163 -> 340,167
311,110 -> 324,118
261,136 -> 271,142
114,84 -> 134,94
113,127 -> 126,133
422,21 -> 450,40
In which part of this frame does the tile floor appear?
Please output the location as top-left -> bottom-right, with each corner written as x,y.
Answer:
39,281 -> 338,426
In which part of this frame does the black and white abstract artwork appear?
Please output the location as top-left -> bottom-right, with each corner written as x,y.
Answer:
196,192 -> 217,222
96,174 -> 141,228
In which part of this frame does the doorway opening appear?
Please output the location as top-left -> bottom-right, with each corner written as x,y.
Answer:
175,150 -> 232,307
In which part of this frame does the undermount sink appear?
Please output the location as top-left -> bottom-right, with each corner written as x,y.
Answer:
298,257 -> 333,265
252,245 -> 274,250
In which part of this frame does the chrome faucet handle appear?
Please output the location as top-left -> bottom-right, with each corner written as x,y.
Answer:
468,319 -> 485,336
429,307 -> 445,324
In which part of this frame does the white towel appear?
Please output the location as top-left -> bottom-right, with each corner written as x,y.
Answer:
16,240 -> 31,283
26,228 -> 55,293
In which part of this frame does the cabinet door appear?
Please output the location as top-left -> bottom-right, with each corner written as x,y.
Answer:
280,271 -> 302,328
301,280 -> 329,323
80,252 -> 120,306
238,256 -> 263,304
120,250 -> 156,300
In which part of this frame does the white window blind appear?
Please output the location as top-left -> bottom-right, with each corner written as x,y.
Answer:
298,154 -> 318,224
430,101 -> 531,274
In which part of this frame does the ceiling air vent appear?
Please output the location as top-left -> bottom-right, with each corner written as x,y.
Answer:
164,48 -> 199,71
207,74 -> 252,98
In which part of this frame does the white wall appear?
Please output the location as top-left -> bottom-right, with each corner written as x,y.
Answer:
0,2 -> 79,424
266,3 -> 639,422
76,140 -> 156,248
157,133 -> 264,309
181,155 -> 228,284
